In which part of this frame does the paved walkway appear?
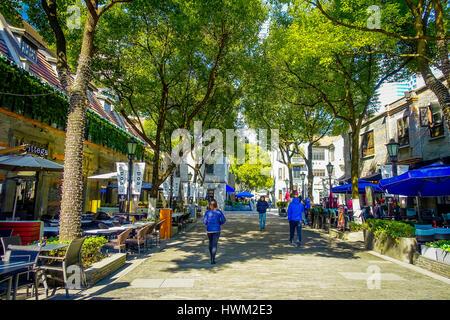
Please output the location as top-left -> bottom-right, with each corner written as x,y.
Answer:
52,210 -> 449,300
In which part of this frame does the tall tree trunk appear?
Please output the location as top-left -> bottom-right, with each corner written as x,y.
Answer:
350,128 -> 360,211
306,142 -> 313,201
58,11 -> 97,242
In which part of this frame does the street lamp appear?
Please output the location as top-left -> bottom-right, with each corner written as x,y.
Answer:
386,138 -> 400,177
187,172 -> 193,204
300,172 -> 306,199
326,162 -> 333,208
126,138 -> 137,223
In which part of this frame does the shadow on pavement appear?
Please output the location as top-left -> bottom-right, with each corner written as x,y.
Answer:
161,214 -> 363,272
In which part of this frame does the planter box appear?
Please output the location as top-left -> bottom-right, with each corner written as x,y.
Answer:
420,245 -> 450,265
85,253 -> 126,286
364,229 -> 419,264
329,229 -> 364,242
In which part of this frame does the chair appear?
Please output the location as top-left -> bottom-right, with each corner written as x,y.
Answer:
39,237 -> 87,297
1,235 -> 22,260
434,228 -> 450,240
144,223 -> 157,248
415,228 -> 435,243
126,225 -> 150,254
0,230 -> 13,238
6,245 -> 42,300
98,222 -> 110,229
152,219 -> 166,247
104,228 -> 133,254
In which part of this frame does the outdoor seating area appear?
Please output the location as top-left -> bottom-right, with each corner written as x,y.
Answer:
0,206 -> 194,300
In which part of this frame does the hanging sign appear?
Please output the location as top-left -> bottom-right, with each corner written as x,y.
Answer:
189,183 -> 195,197
132,162 -> 146,195
366,186 -> 373,206
182,183 -> 188,198
116,162 -> 128,195
173,177 -> 181,197
162,179 -> 170,197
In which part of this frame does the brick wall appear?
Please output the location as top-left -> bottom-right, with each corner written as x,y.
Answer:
85,253 -> 127,286
414,255 -> 450,279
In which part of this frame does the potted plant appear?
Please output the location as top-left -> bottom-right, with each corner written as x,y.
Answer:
199,200 -> 209,214
276,201 -> 288,217
421,240 -> 450,265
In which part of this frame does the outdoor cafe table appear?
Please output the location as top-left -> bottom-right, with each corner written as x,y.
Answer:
0,260 -> 35,300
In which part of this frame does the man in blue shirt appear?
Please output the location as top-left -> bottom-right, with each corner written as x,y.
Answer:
287,194 -> 305,247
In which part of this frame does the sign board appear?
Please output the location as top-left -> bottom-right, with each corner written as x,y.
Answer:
132,162 -> 145,196
173,177 -> 181,198
182,182 -> 188,198
116,162 -> 128,195
189,183 -> 195,198
365,186 -> 373,206
162,179 -> 170,198
381,164 -> 409,179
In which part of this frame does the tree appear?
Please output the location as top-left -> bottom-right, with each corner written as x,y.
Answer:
23,0 -> 133,241
92,0 -> 266,204
230,143 -> 274,192
242,29 -> 338,201
309,0 -> 450,131
265,3 -> 410,211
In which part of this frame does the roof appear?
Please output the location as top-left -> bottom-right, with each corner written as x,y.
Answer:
314,135 -> 340,147
0,12 -> 145,144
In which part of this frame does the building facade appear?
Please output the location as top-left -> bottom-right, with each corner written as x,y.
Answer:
0,13 -> 151,220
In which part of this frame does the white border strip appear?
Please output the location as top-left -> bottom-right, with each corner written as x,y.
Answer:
368,250 -> 450,284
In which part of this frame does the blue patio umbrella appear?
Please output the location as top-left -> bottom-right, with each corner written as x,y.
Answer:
226,184 -> 235,193
378,163 -> 450,197
235,191 -> 254,198
331,179 -> 384,194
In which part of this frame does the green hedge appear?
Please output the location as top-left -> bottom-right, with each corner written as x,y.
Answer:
36,236 -> 108,268
276,201 -> 288,208
425,240 -> 450,252
0,55 -> 146,159
363,219 -> 415,242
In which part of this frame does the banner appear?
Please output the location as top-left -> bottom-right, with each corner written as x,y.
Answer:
365,186 -> 373,206
173,177 -> 181,198
116,162 -> 128,195
189,182 -> 195,198
381,164 -> 409,179
162,179 -> 170,198
132,162 -> 146,196
182,182 -> 188,198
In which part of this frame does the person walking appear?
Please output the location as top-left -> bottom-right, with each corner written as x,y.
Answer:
287,194 -> 305,248
304,197 -> 311,226
203,199 -> 226,264
256,195 -> 269,231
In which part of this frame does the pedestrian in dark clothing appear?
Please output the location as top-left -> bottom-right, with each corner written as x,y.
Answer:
203,199 -> 226,264
287,194 -> 305,247
256,196 -> 269,230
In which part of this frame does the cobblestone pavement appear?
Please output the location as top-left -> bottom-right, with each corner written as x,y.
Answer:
59,210 -> 449,300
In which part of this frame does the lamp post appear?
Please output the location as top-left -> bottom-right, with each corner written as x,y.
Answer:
386,138 -> 400,218
187,172 -> 193,204
126,138 -> 137,223
386,138 -> 400,177
326,162 -> 334,208
300,172 -> 306,199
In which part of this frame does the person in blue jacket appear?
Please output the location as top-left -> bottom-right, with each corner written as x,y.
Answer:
256,196 -> 269,231
287,194 -> 305,247
203,199 -> 226,264
304,197 -> 311,226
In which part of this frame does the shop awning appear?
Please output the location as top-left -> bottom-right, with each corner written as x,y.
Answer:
379,163 -> 450,197
331,179 -> 384,194
0,154 -> 63,172
106,182 -> 163,191
226,184 -> 235,193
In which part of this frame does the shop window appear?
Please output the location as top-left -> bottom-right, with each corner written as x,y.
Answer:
312,148 -> 325,160
360,131 -> 374,157
397,117 -> 409,146
313,169 -> 325,177
293,166 -> 303,179
278,168 -> 282,180
21,38 -> 37,62
428,104 -> 444,138
205,164 -> 214,175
